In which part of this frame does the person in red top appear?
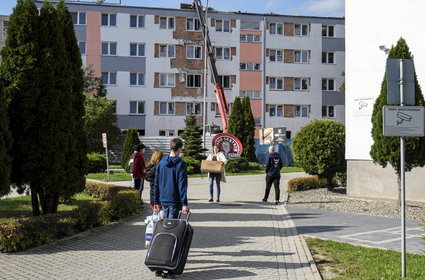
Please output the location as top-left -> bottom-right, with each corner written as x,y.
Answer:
133,143 -> 146,203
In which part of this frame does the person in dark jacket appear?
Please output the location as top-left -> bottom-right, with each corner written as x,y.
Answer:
262,145 -> 283,204
133,143 -> 146,203
145,149 -> 164,211
154,138 -> 190,219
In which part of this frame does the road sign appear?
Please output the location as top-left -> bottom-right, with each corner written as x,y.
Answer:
386,59 -> 415,105
383,106 -> 424,136
102,133 -> 107,148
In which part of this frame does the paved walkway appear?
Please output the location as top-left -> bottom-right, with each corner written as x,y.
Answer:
0,173 -> 321,280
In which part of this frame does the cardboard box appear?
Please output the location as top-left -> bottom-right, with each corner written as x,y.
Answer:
201,160 -> 224,173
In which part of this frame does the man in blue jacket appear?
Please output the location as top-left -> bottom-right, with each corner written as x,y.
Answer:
262,145 -> 283,205
154,138 -> 190,218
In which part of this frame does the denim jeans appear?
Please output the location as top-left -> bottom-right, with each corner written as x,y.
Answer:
209,173 -> 221,197
162,205 -> 180,219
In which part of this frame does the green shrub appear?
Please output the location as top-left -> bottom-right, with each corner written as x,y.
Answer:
121,128 -> 140,172
335,172 -> 347,187
247,161 -> 264,171
182,156 -> 201,175
109,190 -> 141,220
84,181 -> 128,200
225,157 -> 249,173
87,152 -> 106,173
72,201 -> 111,231
287,176 -> 338,191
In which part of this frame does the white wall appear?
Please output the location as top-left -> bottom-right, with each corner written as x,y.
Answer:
346,0 -> 425,160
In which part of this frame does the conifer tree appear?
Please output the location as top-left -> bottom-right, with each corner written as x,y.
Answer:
228,97 -> 244,141
181,114 -> 206,160
370,38 -> 425,200
0,82 -> 11,196
242,97 -> 257,161
121,128 -> 140,172
1,0 -> 41,214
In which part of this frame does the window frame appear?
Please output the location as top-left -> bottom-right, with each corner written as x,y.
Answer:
130,15 -> 145,28
240,20 -> 260,30
322,51 -> 335,64
322,105 -> 335,118
101,41 -> 117,56
269,22 -> 283,35
322,78 -> 336,91
294,105 -> 309,118
101,72 -> 117,85
269,77 -> 284,90
218,75 -> 231,89
269,49 -> 283,62
159,73 -> 175,87
129,72 -> 145,86
186,74 -> 202,88
101,13 -> 117,27
322,24 -> 335,37
159,16 -> 175,29
71,11 -> 86,25
294,78 -> 309,91
186,102 -> 202,116
215,19 -> 230,32
240,34 -> 261,42
159,102 -> 175,115
294,50 -> 309,64
186,45 -> 202,60
215,47 -> 231,60
129,101 -> 145,115
294,24 -> 309,36
130,43 -> 146,57
240,62 -> 261,71
240,90 -> 261,99
78,41 -> 86,55
159,45 -> 175,58
186,18 -> 201,31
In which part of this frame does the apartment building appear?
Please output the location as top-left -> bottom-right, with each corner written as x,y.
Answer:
33,1 -> 345,139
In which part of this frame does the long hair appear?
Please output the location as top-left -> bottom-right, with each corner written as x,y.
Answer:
148,149 -> 164,165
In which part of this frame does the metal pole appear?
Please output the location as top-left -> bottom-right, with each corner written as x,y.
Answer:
262,16 -> 267,129
399,58 -> 406,278
202,0 -> 208,153
105,145 -> 110,181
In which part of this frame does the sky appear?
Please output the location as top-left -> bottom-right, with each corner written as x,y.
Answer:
0,0 -> 344,17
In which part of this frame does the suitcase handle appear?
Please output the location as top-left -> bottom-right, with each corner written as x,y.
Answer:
178,211 -> 191,221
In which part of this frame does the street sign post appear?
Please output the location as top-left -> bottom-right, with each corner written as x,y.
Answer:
102,133 -> 110,181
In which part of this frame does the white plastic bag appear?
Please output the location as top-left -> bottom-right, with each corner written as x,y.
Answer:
144,211 -> 163,248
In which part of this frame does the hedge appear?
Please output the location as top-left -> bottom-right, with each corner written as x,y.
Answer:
287,176 -> 338,191
87,153 -> 106,173
225,157 -> 250,173
0,182 -> 142,253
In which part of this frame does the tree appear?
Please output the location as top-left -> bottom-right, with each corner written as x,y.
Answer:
292,119 -> 345,189
370,38 -> 425,200
0,82 -> 11,196
241,97 -> 257,161
121,128 -> 140,172
1,0 -> 41,214
181,114 -> 206,160
83,65 -> 107,97
84,94 -> 121,153
228,97 -> 244,141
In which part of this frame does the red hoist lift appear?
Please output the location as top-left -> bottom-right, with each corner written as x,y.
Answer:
193,0 -> 243,158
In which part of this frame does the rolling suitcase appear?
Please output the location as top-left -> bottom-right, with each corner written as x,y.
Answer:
144,212 -> 193,277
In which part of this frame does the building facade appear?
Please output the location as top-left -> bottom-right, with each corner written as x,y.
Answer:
33,1 -> 345,139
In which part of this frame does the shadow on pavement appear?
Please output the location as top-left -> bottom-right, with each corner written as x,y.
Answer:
191,249 -> 293,257
180,268 -> 256,279
283,212 -> 322,220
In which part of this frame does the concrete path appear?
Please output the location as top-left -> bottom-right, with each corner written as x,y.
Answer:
0,174 -> 321,280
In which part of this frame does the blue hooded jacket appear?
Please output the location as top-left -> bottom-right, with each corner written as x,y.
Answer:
153,155 -> 188,208
265,152 -> 283,178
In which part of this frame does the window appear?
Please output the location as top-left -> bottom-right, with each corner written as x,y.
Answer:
159,45 -> 175,58
322,78 -> 335,91
294,24 -> 308,36
215,47 -> 230,60
216,19 -> 230,32
101,42 -> 117,56
186,46 -> 202,59
294,50 -> 309,63
71,12 -> 86,25
160,17 -> 174,29
269,105 -> 283,117
101,13 -> 117,26
130,101 -> 145,114
322,25 -> 335,37
78,41 -> 86,55
322,52 -> 335,64
159,73 -> 175,87
130,15 -> 145,28
269,77 -> 283,90
130,73 -> 145,86
294,105 -> 308,117
218,75 -> 231,89
294,78 -> 308,90
159,130 -> 174,136
159,102 -> 175,115
101,72 -> 117,85
240,90 -> 261,98
322,105 -> 335,118
186,18 -> 201,31
241,21 -> 260,30
186,103 -> 202,115
240,62 -> 261,71
187,74 -> 202,88
130,43 -> 145,57
269,49 -> 283,62
269,23 -> 283,35
1,21 -> 6,36
240,34 -> 261,42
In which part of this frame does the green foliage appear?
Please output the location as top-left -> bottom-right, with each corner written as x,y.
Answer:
228,97 -> 244,141
287,176 -> 337,191
0,82 -> 11,196
121,128 -> 140,171
292,119 -> 345,188
87,153 -> 106,173
241,97 -> 257,161
370,38 -> 425,176
72,201 -> 110,231
84,181 -> 129,200
84,94 -> 121,153
108,190 -> 142,220
225,157 -> 250,173
181,114 -> 206,161
181,156 -> 201,175
83,65 -> 106,97
335,171 -> 347,187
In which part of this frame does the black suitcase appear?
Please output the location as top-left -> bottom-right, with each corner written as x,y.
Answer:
144,212 -> 193,276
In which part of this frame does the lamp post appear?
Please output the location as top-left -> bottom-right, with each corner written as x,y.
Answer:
202,0 -> 209,153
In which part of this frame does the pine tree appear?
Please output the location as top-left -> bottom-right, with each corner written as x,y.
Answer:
56,0 -> 87,199
370,38 -> 425,200
1,0 -> 41,214
121,128 -> 140,172
242,97 -> 257,161
228,97 -> 244,141
181,114 -> 206,160
0,82 -> 11,196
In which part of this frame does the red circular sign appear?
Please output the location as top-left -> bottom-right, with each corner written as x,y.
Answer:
212,133 -> 243,158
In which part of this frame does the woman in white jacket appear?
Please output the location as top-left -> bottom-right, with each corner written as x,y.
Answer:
206,145 -> 227,202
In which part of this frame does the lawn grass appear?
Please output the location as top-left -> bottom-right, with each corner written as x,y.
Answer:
109,164 -> 122,169
86,170 -> 132,181
306,237 -> 425,280
0,193 -> 96,224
